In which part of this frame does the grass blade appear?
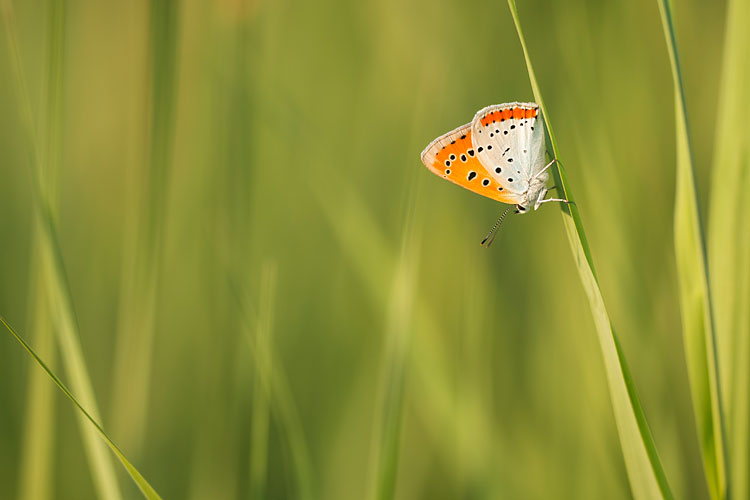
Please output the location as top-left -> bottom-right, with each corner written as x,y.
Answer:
17,266 -> 56,500
232,266 -> 315,500
656,2 -> 729,498
1,0 -> 123,497
1,316 -> 163,499
708,0 -> 750,498
368,184 -> 420,500
312,71 -> 494,489
506,1 -> 673,498
109,0 -> 180,454
17,0 -> 65,497
249,264 -> 274,500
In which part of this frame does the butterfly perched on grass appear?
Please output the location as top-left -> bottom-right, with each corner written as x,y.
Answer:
421,102 -> 567,245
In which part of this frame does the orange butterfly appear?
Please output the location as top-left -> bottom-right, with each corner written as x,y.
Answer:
421,102 -> 565,245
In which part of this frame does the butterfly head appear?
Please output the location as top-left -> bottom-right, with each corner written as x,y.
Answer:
515,175 -> 549,214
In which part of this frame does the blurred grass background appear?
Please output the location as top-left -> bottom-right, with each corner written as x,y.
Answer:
0,0 -> 744,498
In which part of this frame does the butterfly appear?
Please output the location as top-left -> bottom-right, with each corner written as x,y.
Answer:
420,102 -> 566,245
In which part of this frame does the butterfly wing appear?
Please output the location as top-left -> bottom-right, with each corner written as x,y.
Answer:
420,123 -> 522,205
470,102 -> 546,194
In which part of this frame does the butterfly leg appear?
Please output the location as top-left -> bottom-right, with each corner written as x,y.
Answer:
532,158 -> 558,181
538,197 -> 569,205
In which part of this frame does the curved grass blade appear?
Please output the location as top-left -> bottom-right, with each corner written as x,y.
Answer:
0,316 -> 163,499
506,1 -> 673,498
657,1 -> 729,498
707,0 -> 750,498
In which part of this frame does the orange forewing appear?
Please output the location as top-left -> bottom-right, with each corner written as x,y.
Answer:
420,124 -> 521,205
478,106 -> 536,127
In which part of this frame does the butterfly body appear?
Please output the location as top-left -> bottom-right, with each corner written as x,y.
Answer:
421,102 -> 552,214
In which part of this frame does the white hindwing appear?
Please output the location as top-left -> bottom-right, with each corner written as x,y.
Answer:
470,102 -> 546,197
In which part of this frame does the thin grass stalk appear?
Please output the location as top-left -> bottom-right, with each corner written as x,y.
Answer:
707,0 -> 750,498
109,0 -> 180,454
1,1 -> 124,498
656,1 -> 729,498
0,317 -> 163,499
232,268 -> 315,500
368,183 -> 420,500
313,70 -> 478,477
17,0 -> 65,497
248,264 -> 274,500
18,262 -> 56,500
456,267 -> 493,496
315,181 -> 473,469
506,1 -> 673,498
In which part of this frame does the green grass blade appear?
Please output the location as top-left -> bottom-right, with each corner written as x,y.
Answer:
656,1 -> 729,498
18,263 -> 56,500
314,180 -> 478,474
312,73 -> 494,487
1,316 -> 163,499
109,0 -> 180,454
506,2 -> 673,498
708,0 -> 750,498
368,183 -> 420,500
232,267 -> 315,500
17,0 -> 65,497
1,1 -> 123,497
249,264 -> 274,500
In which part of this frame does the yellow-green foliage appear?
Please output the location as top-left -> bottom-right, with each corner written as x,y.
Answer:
0,0 -> 745,499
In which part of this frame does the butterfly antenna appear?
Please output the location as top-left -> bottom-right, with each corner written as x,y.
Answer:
480,205 -> 513,247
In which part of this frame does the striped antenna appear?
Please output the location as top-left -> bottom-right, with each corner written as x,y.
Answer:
480,205 -> 514,247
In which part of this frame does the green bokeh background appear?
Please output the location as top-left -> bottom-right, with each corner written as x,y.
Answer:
0,0 -> 731,498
